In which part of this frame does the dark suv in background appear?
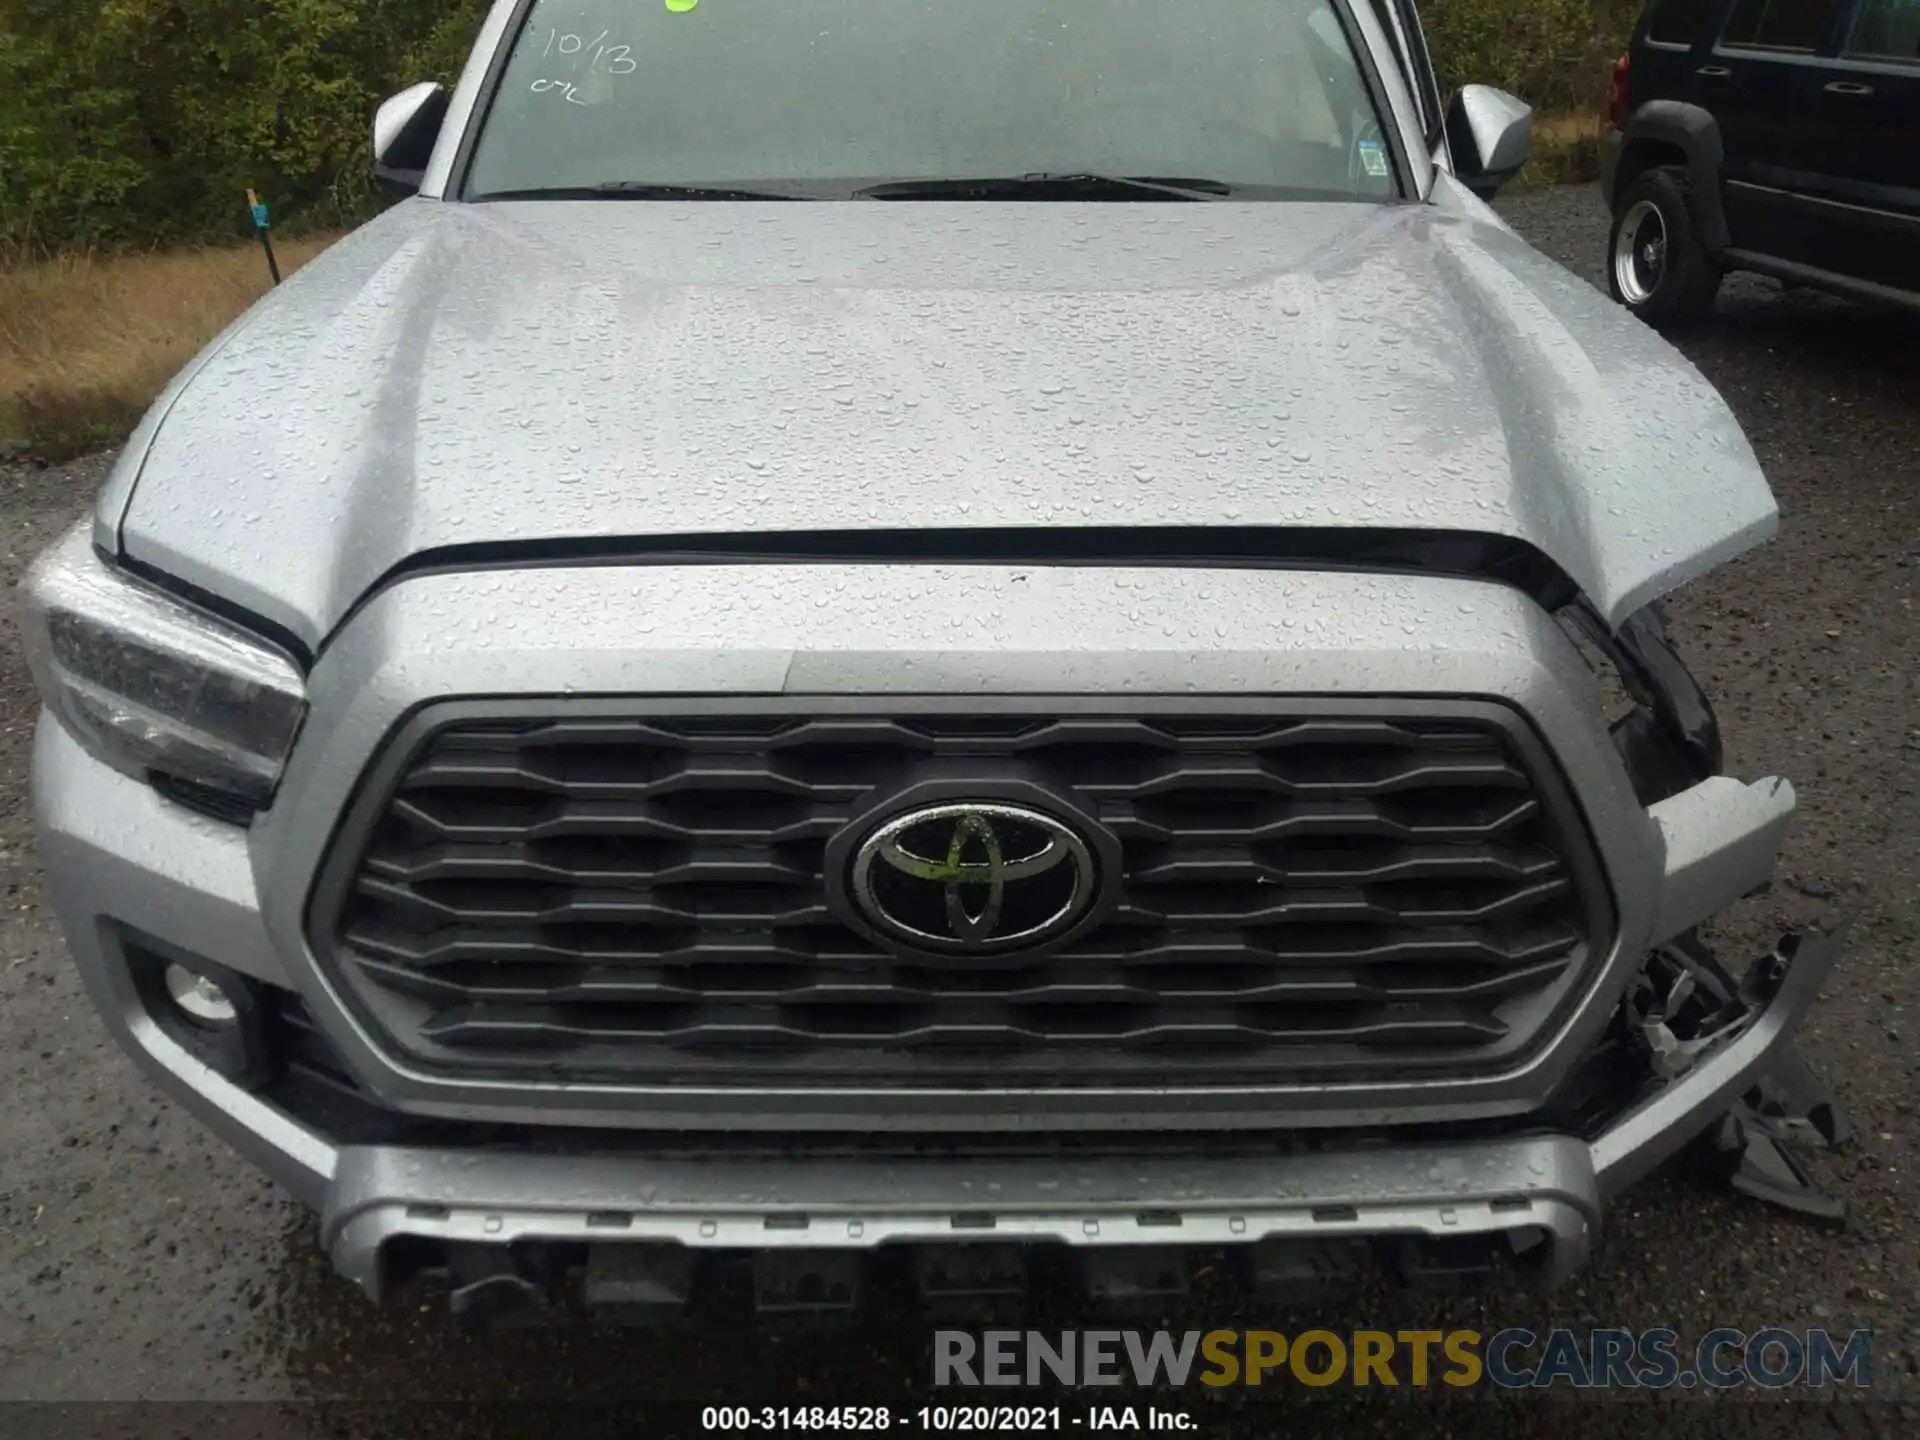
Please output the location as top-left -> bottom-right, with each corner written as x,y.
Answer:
1604,0 -> 1920,325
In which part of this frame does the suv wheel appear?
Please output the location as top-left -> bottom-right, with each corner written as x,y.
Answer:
1609,167 -> 1721,328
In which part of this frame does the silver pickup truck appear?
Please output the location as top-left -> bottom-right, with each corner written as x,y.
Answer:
19,0 -> 1846,1331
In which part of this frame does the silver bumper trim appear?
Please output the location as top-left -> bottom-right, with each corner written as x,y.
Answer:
324,1139 -> 1598,1300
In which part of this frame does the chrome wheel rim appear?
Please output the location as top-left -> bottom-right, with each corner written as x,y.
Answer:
1613,199 -> 1668,305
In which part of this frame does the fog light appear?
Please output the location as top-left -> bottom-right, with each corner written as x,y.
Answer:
122,934 -> 278,1089
163,962 -> 238,1025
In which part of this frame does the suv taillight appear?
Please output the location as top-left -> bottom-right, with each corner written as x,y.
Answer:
1607,52 -> 1631,131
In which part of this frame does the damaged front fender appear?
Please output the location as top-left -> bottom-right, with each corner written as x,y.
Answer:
1649,775 -> 1797,947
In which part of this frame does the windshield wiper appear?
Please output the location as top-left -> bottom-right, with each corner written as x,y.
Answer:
854,173 -> 1233,201
473,182 -> 807,201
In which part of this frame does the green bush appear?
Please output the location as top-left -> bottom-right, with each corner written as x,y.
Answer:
0,0 -> 1640,256
0,0 -> 489,255
1422,0 -> 1640,113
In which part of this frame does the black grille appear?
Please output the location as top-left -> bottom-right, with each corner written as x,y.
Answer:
316,705 -> 1609,1087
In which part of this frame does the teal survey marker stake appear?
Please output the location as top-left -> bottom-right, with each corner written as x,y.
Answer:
246,187 -> 282,286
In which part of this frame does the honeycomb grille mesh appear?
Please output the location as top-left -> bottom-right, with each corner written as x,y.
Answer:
322,709 -> 1605,1087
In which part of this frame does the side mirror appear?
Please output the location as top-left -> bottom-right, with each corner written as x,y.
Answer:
1445,85 -> 1533,201
374,81 -> 450,199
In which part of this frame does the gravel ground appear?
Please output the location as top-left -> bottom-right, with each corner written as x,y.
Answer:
0,185 -> 1915,1435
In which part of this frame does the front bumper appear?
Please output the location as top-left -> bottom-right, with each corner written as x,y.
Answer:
35,716 -> 1832,1302
324,909 -> 1833,1300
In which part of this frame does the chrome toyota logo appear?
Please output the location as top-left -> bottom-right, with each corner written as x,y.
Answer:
848,802 -> 1098,953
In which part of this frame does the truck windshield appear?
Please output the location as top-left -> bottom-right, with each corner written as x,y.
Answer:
464,0 -> 1399,201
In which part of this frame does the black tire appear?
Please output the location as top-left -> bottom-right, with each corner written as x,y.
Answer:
1607,166 -> 1722,329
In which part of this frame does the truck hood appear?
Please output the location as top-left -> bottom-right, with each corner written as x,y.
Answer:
105,197 -> 1776,650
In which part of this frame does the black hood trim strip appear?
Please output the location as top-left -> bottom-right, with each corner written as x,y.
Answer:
316,526 -> 1582,659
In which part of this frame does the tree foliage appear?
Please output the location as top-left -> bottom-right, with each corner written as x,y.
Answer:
0,0 -> 489,253
0,0 -> 1637,255
1421,0 -> 1641,113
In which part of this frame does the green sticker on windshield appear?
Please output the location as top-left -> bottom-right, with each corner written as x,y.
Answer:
665,0 -> 697,10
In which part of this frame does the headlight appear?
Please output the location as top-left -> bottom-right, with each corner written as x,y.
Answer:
16,520 -> 307,813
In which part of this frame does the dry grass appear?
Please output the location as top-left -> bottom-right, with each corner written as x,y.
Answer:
1514,109 -> 1608,191
0,233 -> 343,461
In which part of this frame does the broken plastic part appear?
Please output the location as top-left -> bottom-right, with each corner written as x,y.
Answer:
1697,1029 -> 1851,1225
1738,930 -> 1820,1010
1735,1040 -> 1853,1153
1609,927 -> 1849,1225
1615,602 -> 1724,776
1707,1108 -> 1848,1225
1624,932 -> 1748,1080
1559,598 -> 1722,804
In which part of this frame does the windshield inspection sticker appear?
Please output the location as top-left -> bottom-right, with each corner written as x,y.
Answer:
1357,139 -> 1389,177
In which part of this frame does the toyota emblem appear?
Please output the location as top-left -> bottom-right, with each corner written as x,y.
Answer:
847,801 -> 1100,953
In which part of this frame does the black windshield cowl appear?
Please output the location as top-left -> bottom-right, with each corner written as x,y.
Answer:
472,182 -> 810,201
855,173 -> 1235,201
